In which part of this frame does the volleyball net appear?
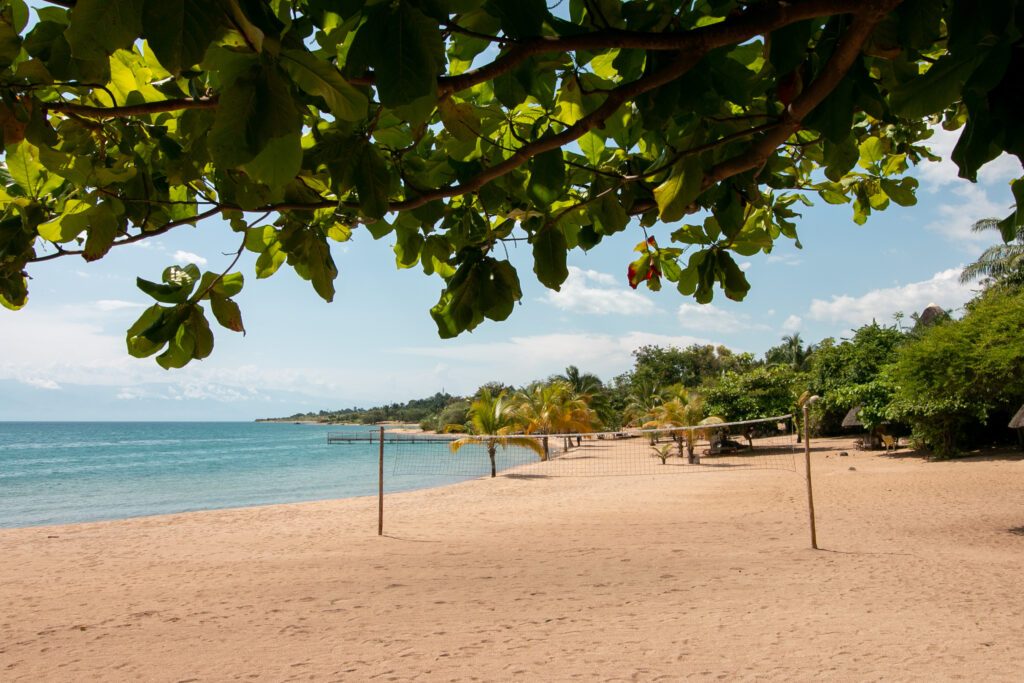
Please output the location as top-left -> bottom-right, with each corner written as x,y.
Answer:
388,415 -> 798,479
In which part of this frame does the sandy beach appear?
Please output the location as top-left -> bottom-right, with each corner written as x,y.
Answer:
2,436 -> 1022,681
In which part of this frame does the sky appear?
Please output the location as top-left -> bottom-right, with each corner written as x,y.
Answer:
2,121 -> 1020,420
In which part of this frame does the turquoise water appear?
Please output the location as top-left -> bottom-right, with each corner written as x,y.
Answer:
0,422 -> 476,528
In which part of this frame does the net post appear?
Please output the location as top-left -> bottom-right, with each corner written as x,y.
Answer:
802,404 -> 818,550
378,425 -> 384,537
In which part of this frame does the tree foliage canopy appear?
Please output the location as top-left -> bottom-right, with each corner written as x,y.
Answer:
1,0 -> 1023,367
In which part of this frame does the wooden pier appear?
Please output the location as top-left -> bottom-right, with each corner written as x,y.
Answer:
326,432 -> 455,444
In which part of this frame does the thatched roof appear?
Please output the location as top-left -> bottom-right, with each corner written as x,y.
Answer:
842,405 -> 864,428
1010,404 -> 1024,429
917,304 -> 947,327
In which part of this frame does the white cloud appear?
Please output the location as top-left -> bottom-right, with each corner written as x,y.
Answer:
924,183 -> 1012,252
781,314 -> 802,332
95,299 -> 145,312
915,127 -> 1019,252
677,303 -> 769,334
807,268 -> 972,327
917,127 -> 1021,191
766,253 -> 803,267
544,266 -> 656,315
173,250 -> 208,266
0,307 -> 349,407
739,261 -> 752,272
21,377 -> 61,390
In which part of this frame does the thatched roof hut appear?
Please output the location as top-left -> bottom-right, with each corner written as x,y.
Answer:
916,303 -> 947,327
1011,405 -> 1024,449
842,405 -> 864,428
1009,404 -> 1024,429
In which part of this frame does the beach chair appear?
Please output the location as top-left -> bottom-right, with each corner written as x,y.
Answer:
881,434 -> 897,452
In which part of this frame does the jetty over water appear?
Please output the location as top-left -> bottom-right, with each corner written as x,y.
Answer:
326,432 -> 456,444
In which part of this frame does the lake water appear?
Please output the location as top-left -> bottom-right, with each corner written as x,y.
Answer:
0,422 -> 478,528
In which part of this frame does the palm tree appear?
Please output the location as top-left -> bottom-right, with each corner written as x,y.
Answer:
555,365 -> 611,431
450,389 -> 546,477
622,377 -> 664,427
511,381 -> 598,454
556,365 -> 603,398
959,218 -> 1024,288
643,393 -> 706,463
781,333 -> 807,370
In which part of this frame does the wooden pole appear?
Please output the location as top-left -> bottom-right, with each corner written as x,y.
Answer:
802,405 -> 818,550
378,425 -> 384,536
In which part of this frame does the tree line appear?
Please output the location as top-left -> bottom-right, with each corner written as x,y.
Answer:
277,248 -> 1024,458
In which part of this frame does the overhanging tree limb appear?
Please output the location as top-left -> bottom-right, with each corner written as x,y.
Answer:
703,4 -> 896,187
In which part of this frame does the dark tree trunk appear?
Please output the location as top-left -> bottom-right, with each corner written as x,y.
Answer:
488,444 -> 496,478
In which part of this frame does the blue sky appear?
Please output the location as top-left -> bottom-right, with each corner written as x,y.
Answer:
2,122 -> 1020,420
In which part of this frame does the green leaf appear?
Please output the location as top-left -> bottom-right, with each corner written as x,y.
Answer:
532,223 -> 568,289
280,48 -> 368,121
437,98 -> 480,142
126,304 -> 168,357
394,228 -> 424,269
718,251 -> 750,301
880,178 -> 918,207
0,0 -> 27,69
6,141 -> 57,198
804,71 -> 855,143
526,150 -> 565,208
280,226 -> 337,302
768,19 -> 817,75
484,0 -> 546,39
242,131 -> 302,191
208,65 -> 303,168
479,259 -> 521,321
818,187 -> 849,205
0,269 -> 28,310
554,76 -> 584,126
37,199 -> 89,243
141,0 -> 224,74
350,2 -> 443,107
890,51 -> 985,119
999,178 -> 1024,242
355,144 -> 391,220
64,0 -> 142,61
82,203 -> 120,261
214,271 -> 244,298
156,322 -> 195,369
858,137 -> 885,168
430,256 -> 484,338
210,295 -> 245,333
136,265 -> 199,304
189,305 -> 215,359
896,0 -> 944,51
654,156 -> 702,222
579,131 -> 605,165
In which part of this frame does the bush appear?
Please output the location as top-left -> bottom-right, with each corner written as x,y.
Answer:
887,289 -> 1024,457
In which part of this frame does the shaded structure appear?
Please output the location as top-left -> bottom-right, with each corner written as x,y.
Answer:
841,406 -> 864,429
1010,405 -> 1024,449
842,405 -> 881,449
917,303 -> 947,326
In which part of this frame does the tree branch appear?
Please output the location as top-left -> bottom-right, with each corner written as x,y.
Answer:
702,3 -> 896,188
29,206 -> 223,263
438,0 -> 870,94
46,98 -> 219,118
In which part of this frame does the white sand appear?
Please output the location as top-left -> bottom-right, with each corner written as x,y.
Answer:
1,437 -> 1022,680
